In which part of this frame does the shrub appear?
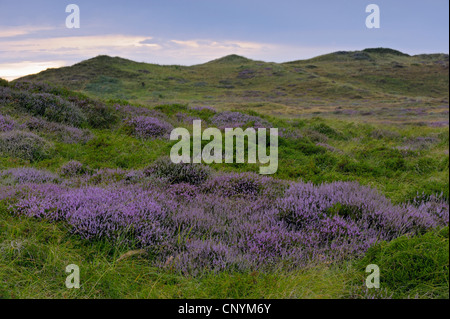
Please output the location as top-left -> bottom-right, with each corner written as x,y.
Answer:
69,96 -> 118,128
124,116 -> 173,139
202,172 -> 287,198
12,185 -> 168,247
59,161 -> 88,177
6,175 -> 449,275
14,91 -> 86,127
0,87 -> 13,104
25,117 -> 92,144
0,78 -> 8,87
144,157 -> 211,185
311,123 -> 343,139
0,130 -> 52,161
0,167 -> 59,184
0,114 -> 17,132
210,111 -> 271,129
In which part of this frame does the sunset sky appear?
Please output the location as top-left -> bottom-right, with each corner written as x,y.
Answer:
0,0 -> 448,80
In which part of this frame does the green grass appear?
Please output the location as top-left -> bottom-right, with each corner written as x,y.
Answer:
353,227 -> 449,299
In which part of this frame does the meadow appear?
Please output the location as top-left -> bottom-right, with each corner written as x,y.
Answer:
0,48 -> 448,299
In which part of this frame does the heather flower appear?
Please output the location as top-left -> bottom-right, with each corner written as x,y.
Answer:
210,111 -> 271,129
202,172 -> 287,198
0,167 -> 59,184
189,105 -> 217,113
4,170 -> 448,275
26,117 -> 92,144
0,114 -> 17,132
59,161 -> 88,177
144,157 -> 211,185
124,116 -> 173,139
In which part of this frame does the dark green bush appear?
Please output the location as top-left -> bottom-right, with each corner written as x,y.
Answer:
0,130 -> 52,161
0,78 -> 8,87
144,156 -> 211,185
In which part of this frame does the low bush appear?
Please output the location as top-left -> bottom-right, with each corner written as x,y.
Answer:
59,161 -> 89,177
0,130 -> 52,161
144,157 -> 211,185
14,91 -> 86,127
124,116 -> 173,139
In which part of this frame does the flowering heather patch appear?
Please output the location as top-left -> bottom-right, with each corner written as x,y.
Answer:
0,87 -> 13,104
13,91 -> 86,127
0,167 -> 59,185
87,168 -> 128,185
59,161 -> 87,177
202,172 -> 288,199
278,128 -> 303,140
0,130 -> 52,161
12,80 -> 54,93
124,116 -> 173,139
144,157 -> 211,185
210,111 -> 271,129
26,117 -> 92,144
0,114 -> 17,132
189,105 -> 217,113
175,112 -> 199,125
429,121 -> 449,127
5,170 -> 448,275
11,185 -> 169,247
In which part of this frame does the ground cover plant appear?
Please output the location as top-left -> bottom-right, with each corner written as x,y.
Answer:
0,49 -> 448,299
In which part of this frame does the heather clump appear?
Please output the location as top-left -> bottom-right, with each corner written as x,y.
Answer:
11,185 -> 169,248
68,97 -> 118,128
0,114 -> 18,132
14,91 -> 86,127
59,161 -> 88,177
87,168 -> 128,185
5,174 -> 447,275
277,181 -> 448,239
0,167 -> 59,185
0,130 -> 52,161
202,172 -> 288,198
124,116 -> 173,139
0,87 -> 13,104
25,117 -> 92,144
210,111 -> 271,129
144,157 -> 211,185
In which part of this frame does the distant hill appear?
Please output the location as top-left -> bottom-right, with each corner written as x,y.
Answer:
16,48 -> 449,108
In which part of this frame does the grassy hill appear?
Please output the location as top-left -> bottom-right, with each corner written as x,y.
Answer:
18,48 -> 449,124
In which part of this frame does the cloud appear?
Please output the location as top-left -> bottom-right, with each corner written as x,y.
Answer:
0,34 -> 161,53
0,26 -> 54,38
0,60 -> 67,81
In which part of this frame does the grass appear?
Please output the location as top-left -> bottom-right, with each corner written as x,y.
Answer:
353,227 -> 449,299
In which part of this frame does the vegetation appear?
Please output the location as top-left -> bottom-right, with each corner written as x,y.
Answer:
0,48 -> 448,299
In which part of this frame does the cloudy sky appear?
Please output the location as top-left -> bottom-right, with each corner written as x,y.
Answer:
0,0 -> 448,80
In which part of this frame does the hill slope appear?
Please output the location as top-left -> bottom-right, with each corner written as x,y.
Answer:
15,48 -> 450,123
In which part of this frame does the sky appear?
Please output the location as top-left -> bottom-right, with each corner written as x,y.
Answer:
0,0 -> 448,80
